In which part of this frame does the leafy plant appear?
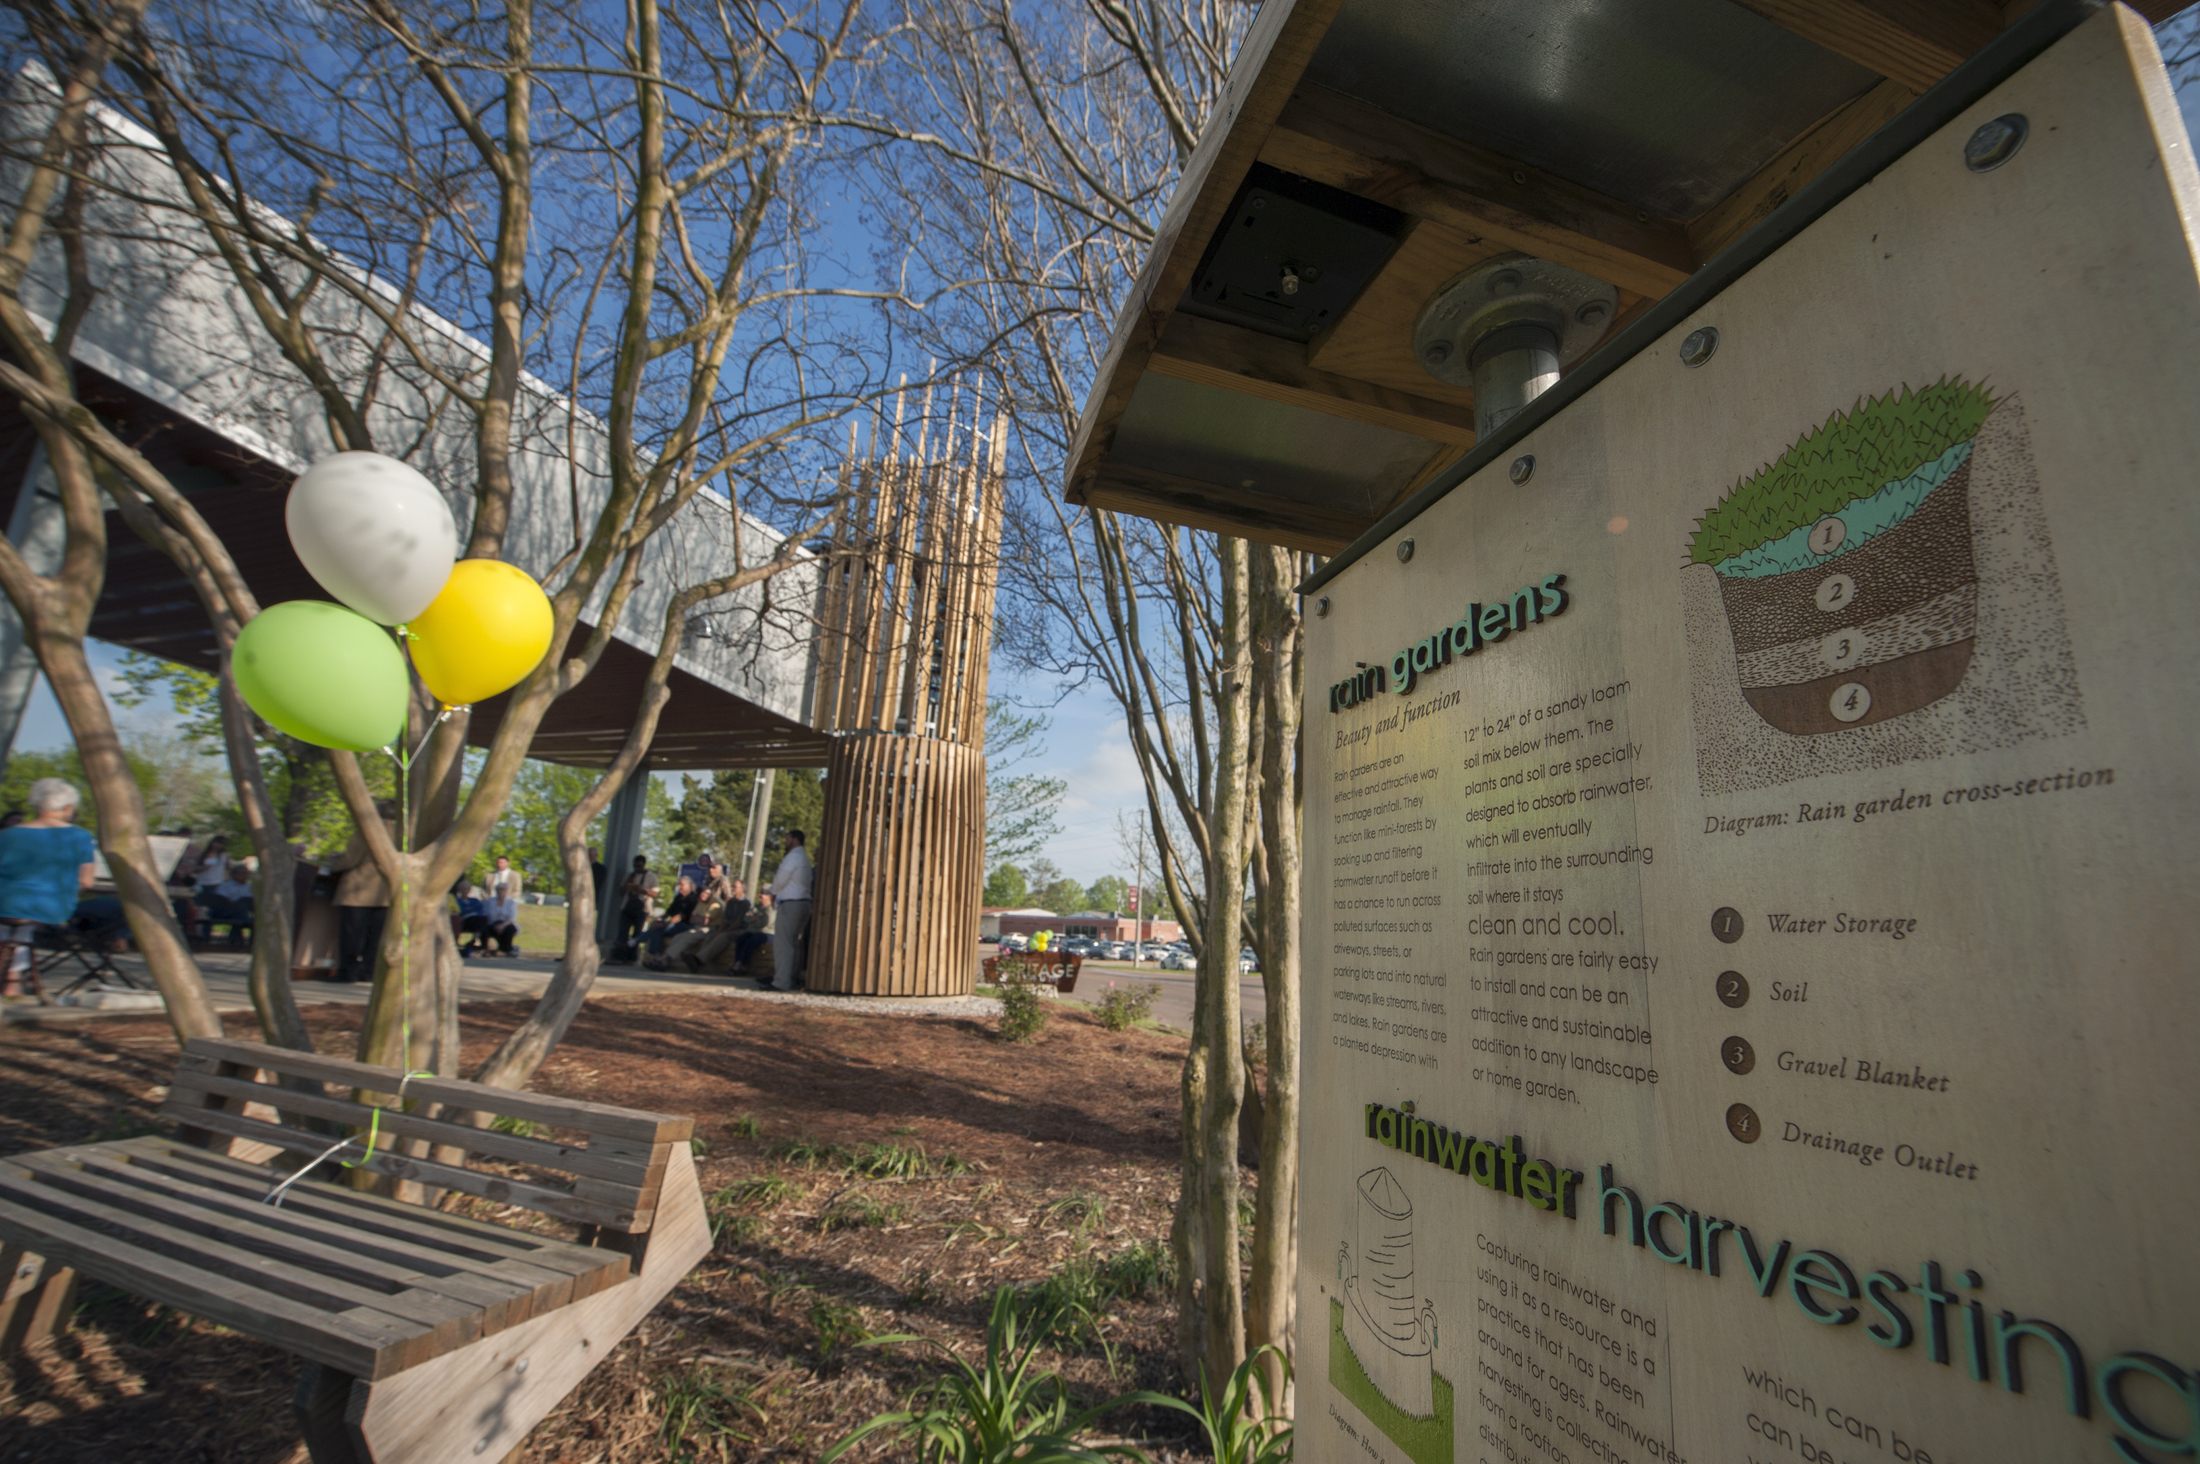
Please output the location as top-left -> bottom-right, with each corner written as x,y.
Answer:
489,1114 -> 549,1139
1043,1190 -> 1107,1233
1096,982 -> 1161,1032
713,1212 -> 765,1245
822,1288 -> 1157,1464
1147,1346 -> 1294,1464
810,1299 -> 871,1373
1688,378 -> 1995,565
721,1174 -> 800,1209
1017,1240 -> 1171,1352
727,1113 -> 764,1140
902,1264 -> 944,1308
846,1139 -> 967,1180
768,1135 -> 852,1167
820,1191 -> 909,1232
658,1362 -> 761,1460
996,983 -> 1048,1044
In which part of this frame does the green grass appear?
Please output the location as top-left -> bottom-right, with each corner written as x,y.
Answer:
726,1113 -> 764,1140
1015,1239 -> 1173,1350
819,1192 -> 909,1232
658,1362 -> 762,1460
766,1135 -> 852,1167
842,1139 -> 968,1180
488,1114 -> 550,1139
1688,378 -> 1995,565
1329,1298 -> 1453,1464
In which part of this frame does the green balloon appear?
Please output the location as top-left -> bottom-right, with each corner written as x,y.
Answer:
233,601 -> 410,751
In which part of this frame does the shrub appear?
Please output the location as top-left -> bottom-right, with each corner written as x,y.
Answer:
845,1139 -> 968,1180
658,1362 -> 763,1460
996,982 -> 1048,1043
822,1288 -> 1154,1464
1096,982 -> 1161,1032
1688,378 -> 1995,565
809,1299 -> 870,1374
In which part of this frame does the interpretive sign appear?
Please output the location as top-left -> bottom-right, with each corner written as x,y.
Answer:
1297,13 -> 2200,1464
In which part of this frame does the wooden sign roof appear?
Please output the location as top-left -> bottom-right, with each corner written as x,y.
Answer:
1063,0 -> 2189,559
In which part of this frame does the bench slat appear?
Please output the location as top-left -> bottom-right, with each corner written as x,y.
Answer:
0,1161 -> 484,1354
167,1104 -> 647,1231
12,1149 -> 562,1334
165,1068 -> 658,1187
184,1038 -> 691,1143
0,1185 -> 415,1378
111,1140 -> 626,1297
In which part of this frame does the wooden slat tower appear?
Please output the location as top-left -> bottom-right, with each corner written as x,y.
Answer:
807,382 -> 1007,996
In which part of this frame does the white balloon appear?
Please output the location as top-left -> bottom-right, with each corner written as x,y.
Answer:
285,452 -> 458,625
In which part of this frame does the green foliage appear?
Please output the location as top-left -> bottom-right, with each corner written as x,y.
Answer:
1146,1346 -> 1294,1464
985,862 -> 1030,907
721,1174 -> 800,1208
466,759 -> 605,894
1016,1240 -> 1172,1351
821,1288 -> 1156,1464
844,1139 -> 967,1180
1083,876 -> 1128,914
766,1135 -> 852,1167
810,1299 -> 871,1373
1034,878 -> 1086,915
114,652 -> 224,753
1043,1191 -> 1106,1233
658,1362 -> 763,1460
726,1113 -> 764,1140
1096,983 -> 1160,1032
995,983 -> 1048,1043
1688,378 -> 1995,565
819,1191 -> 909,1231
985,699 -> 1066,868
665,766 -> 824,883
489,1114 -> 549,1139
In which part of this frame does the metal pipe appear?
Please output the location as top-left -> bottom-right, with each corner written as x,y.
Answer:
1469,320 -> 1562,440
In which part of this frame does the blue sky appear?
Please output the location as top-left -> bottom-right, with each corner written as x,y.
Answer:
19,29 -> 2200,887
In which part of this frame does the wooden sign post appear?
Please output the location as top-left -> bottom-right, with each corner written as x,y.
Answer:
1297,13 -> 2200,1463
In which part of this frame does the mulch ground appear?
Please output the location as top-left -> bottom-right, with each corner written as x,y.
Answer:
0,994 -> 1213,1463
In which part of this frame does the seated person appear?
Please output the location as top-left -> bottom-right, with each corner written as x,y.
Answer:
453,881 -> 485,945
0,778 -> 98,998
730,890 -> 776,974
664,878 -> 746,972
641,875 -> 700,962
467,887 -> 521,956
656,881 -> 727,972
199,861 -> 256,947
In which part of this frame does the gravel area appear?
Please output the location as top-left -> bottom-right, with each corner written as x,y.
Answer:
706,981 -> 1010,1018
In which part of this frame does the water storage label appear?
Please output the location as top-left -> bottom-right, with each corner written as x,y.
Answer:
1297,17 -> 2200,1464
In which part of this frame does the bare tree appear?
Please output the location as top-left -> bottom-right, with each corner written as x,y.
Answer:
859,0 -> 1305,1400
0,0 -> 889,1089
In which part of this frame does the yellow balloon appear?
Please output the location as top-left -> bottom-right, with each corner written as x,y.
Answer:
405,559 -> 554,705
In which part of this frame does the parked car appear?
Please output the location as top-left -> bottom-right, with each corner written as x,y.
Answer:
980,933 -> 1001,944
999,934 -> 1030,952
1239,949 -> 1258,974
1160,949 -> 1196,971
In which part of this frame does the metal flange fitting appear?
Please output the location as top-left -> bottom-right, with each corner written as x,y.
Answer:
1413,254 -> 1617,438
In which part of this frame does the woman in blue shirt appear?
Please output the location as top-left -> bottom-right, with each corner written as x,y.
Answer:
0,779 -> 98,997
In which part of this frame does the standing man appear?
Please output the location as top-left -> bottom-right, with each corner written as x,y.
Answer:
768,829 -> 812,992
486,854 -> 523,902
325,801 -> 398,984
588,845 -> 607,908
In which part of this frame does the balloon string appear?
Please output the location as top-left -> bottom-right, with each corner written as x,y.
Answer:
338,724 -> 429,1175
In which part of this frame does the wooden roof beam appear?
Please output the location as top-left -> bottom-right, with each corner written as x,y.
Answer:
1149,313 -> 1475,447
1724,1 -> 1998,92
1085,461 -> 1365,555
1688,78 -> 1919,261
1259,84 -> 1701,300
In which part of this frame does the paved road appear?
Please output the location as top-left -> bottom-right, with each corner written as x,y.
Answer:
1071,959 -> 1269,1033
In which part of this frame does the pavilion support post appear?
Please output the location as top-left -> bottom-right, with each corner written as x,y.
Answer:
740,767 -> 777,896
595,758 -> 649,948
0,447 -> 67,773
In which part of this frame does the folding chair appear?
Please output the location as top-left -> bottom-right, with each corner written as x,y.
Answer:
25,909 -> 139,1003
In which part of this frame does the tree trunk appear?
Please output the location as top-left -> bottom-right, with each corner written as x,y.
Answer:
36,596 -> 219,1040
1178,534 -> 1253,1396
216,667 -> 309,1051
1247,543 -> 1303,1408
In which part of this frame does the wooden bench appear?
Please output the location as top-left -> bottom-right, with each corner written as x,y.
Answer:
0,1037 -> 709,1463
980,949 -> 1083,994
